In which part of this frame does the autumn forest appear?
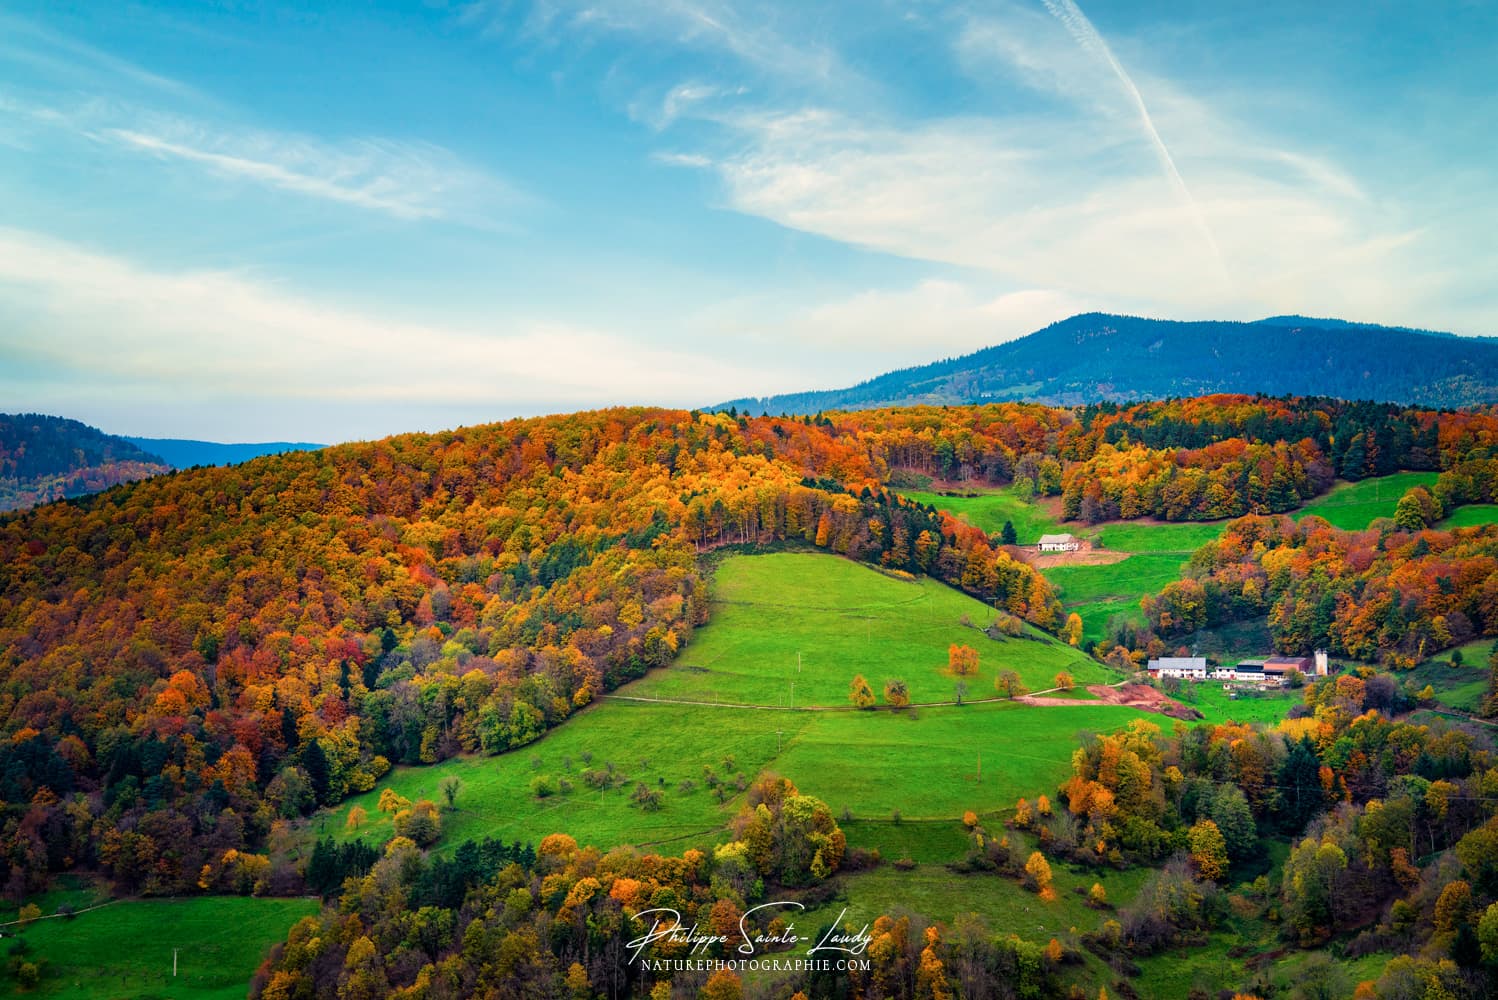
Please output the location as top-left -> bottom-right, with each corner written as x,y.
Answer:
6,395 -> 1498,998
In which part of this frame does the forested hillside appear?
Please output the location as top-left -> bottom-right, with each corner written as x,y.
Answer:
6,397 -> 1498,997
720,313 -> 1498,413
0,413 -> 169,512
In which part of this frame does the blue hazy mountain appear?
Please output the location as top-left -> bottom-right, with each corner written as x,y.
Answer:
123,438 -> 326,469
717,313 -> 1498,414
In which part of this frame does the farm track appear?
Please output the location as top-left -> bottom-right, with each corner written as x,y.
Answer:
602,680 -> 1125,712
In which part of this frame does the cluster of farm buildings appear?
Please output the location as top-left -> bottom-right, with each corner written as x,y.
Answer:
1146,650 -> 1331,687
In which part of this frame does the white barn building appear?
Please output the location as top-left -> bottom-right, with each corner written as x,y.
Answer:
1147,656 -> 1207,679
1037,533 -> 1080,553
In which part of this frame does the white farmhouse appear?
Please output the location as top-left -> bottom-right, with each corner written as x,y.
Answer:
1148,656 -> 1207,679
1037,533 -> 1080,553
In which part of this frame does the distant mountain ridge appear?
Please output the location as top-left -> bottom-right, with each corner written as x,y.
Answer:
124,437 -> 325,469
0,416 -> 327,512
0,414 -> 169,512
717,313 -> 1498,414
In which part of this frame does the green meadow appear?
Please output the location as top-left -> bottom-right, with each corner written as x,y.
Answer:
1041,554 -> 1187,605
326,700 -> 795,853
803,855 -> 1153,946
1441,504 -> 1498,528
1042,553 -> 1189,646
897,486 -> 1061,543
321,554 -> 1155,865
1293,472 -> 1439,529
1089,521 -> 1226,553
3,895 -> 320,1000
626,552 -> 1113,707
1168,680 -> 1299,725
327,696 -> 1149,864
1411,639 -> 1496,713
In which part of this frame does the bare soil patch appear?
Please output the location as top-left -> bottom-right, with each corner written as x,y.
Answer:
1020,682 -> 1202,721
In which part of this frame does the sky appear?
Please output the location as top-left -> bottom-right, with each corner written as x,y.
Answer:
0,1 -> 1494,443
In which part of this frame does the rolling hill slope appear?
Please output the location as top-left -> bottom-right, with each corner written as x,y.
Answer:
0,414 -> 169,512
718,313 -> 1498,413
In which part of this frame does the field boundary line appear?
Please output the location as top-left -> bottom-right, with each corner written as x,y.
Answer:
603,681 -> 1127,713
0,897 -> 120,928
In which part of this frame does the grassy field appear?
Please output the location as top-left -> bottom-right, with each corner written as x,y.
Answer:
626,552 -> 1114,707
1294,472 -> 1439,529
1168,681 -> 1299,725
319,555 -> 1152,864
1090,521 -> 1226,553
4,894 -> 319,1000
897,487 -> 1061,543
327,697 -> 1149,862
1042,554 -> 1187,605
295,545 -> 1188,994
1411,638 -> 1495,712
324,700 -> 796,854
1042,553 -> 1189,646
1441,504 -> 1498,528
769,701 -> 1149,823
803,855 -> 1153,946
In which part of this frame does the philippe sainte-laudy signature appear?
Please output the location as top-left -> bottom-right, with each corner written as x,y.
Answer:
625,903 -> 873,964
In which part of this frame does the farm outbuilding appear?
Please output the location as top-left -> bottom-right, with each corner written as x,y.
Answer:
1037,533 -> 1080,552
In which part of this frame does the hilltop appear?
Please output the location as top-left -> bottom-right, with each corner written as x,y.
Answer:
718,313 -> 1498,413
0,413 -> 169,512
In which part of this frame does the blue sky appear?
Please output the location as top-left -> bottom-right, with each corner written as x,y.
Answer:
1,1 -> 1493,442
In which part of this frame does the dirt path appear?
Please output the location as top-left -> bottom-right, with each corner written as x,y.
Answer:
603,681 -> 1127,713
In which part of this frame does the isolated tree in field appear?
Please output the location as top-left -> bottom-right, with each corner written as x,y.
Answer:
948,643 -> 979,676
378,788 -> 410,814
1189,819 -> 1228,881
1054,671 -> 1074,691
1394,486 -> 1442,530
440,776 -> 461,811
394,799 -> 442,846
1089,882 -> 1107,907
1035,794 -> 1052,817
953,680 -> 967,705
1024,850 -> 1054,899
994,670 -> 1026,699
1064,613 -> 1083,647
1000,520 -> 1017,545
849,674 -> 876,709
883,679 -> 910,709
1014,797 -> 1033,828
345,805 -> 367,831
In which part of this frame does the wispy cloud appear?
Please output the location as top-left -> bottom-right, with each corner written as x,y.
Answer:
101,124 -> 516,223
626,2 -> 1449,326
0,226 -> 783,409
0,11 -> 204,103
1,95 -> 525,225
475,0 -> 847,89
1038,0 -> 1227,285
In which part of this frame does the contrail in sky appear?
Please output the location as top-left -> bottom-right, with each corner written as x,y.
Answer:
1041,0 -> 1230,285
